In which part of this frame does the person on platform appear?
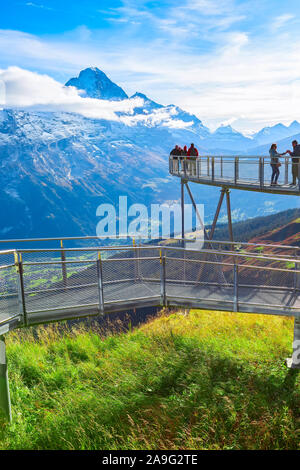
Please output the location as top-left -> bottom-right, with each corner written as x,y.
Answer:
286,140 -> 300,186
269,143 -> 286,186
170,145 -> 180,172
187,143 -> 199,176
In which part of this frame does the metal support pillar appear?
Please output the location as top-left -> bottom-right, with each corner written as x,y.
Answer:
160,249 -> 166,307
0,336 -> 12,422
184,182 -> 210,241
286,317 -> 300,369
60,240 -> 68,290
97,252 -> 105,315
14,252 -> 27,327
184,182 -> 227,285
233,264 -> 238,312
209,188 -> 226,240
181,179 -> 185,243
225,189 -> 234,244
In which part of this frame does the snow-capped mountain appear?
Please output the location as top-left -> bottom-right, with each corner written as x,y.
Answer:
202,124 -> 253,152
66,67 -> 128,100
0,67 -> 298,239
250,121 -> 300,147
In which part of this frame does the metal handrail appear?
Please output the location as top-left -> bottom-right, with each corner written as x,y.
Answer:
170,154 -> 300,192
15,245 -> 300,264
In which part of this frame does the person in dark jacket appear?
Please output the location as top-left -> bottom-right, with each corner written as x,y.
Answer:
286,140 -> 300,186
187,143 -> 199,157
269,143 -> 286,186
187,143 -> 198,176
170,145 -> 180,172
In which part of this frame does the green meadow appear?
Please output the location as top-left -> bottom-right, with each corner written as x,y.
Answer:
0,310 -> 299,450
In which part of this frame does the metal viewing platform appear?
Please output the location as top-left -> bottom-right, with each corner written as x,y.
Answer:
169,155 -> 300,195
0,236 -> 299,420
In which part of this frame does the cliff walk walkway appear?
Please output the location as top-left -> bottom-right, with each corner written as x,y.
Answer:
0,236 -> 300,421
169,155 -> 300,195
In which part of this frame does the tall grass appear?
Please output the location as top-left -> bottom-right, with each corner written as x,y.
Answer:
0,310 -> 299,450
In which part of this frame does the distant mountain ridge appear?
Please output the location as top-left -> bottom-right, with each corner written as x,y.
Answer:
0,66 -> 299,239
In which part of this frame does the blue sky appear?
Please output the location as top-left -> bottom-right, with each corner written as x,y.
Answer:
1,0 -> 300,132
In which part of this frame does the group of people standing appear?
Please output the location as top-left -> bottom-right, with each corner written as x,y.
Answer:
269,139 -> 300,186
170,140 -> 299,187
170,143 -> 199,176
170,143 -> 199,157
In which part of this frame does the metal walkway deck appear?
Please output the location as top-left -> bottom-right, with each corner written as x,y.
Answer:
169,155 -> 300,195
0,238 -> 300,421
0,242 -> 299,334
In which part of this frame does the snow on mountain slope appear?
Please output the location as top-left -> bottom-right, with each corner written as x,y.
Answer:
250,121 -> 300,147
203,124 -> 253,152
0,67 -> 298,240
246,131 -> 300,155
65,67 -> 129,101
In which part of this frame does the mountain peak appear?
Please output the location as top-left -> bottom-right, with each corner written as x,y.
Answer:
289,120 -> 300,128
65,67 -> 128,101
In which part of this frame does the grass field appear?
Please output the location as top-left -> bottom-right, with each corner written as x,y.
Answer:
0,310 -> 299,450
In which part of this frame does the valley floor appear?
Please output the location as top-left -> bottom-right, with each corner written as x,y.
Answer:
0,310 -> 299,450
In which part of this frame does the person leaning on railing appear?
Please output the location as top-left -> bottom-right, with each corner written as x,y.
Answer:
286,139 -> 300,186
269,143 -> 288,186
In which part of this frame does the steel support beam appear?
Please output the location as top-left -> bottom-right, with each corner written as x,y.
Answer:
0,336 -> 12,422
97,253 -> 105,315
209,188 -> 226,240
184,182 -> 210,241
160,249 -> 166,307
286,317 -> 300,369
225,189 -> 234,243
60,240 -> 68,290
181,179 -> 185,242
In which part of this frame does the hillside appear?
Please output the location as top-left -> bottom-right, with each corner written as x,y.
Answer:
0,310 -> 299,450
249,218 -> 300,247
209,208 -> 300,244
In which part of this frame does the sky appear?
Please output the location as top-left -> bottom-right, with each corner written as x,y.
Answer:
1,0 -> 300,133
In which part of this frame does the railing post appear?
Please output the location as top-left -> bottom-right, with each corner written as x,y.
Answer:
294,257 -> 299,292
0,336 -> 12,422
132,237 -> 139,281
286,317 -> 300,369
233,263 -> 238,312
160,249 -> 166,307
234,157 -> 239,184
60,240 -> 67,290
97,252 -> 104,315
181,179 -> 185,243
259,157 -> 264,188
285,157 -> 289,185
207,157 -> 210,176
183,157 -> 187,178
14,252 -> 27,327
221,157 -> 223,178
211,157 -> 215,181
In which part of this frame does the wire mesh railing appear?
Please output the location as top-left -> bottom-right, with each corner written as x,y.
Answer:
0,242 -> 299,330
170,155 -> 300,192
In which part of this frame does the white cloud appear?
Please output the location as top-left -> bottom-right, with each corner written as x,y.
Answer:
25,2 -> 54,10
273,13 -> 295,29
0,67 -> 143,120
1,1 -> 300,133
